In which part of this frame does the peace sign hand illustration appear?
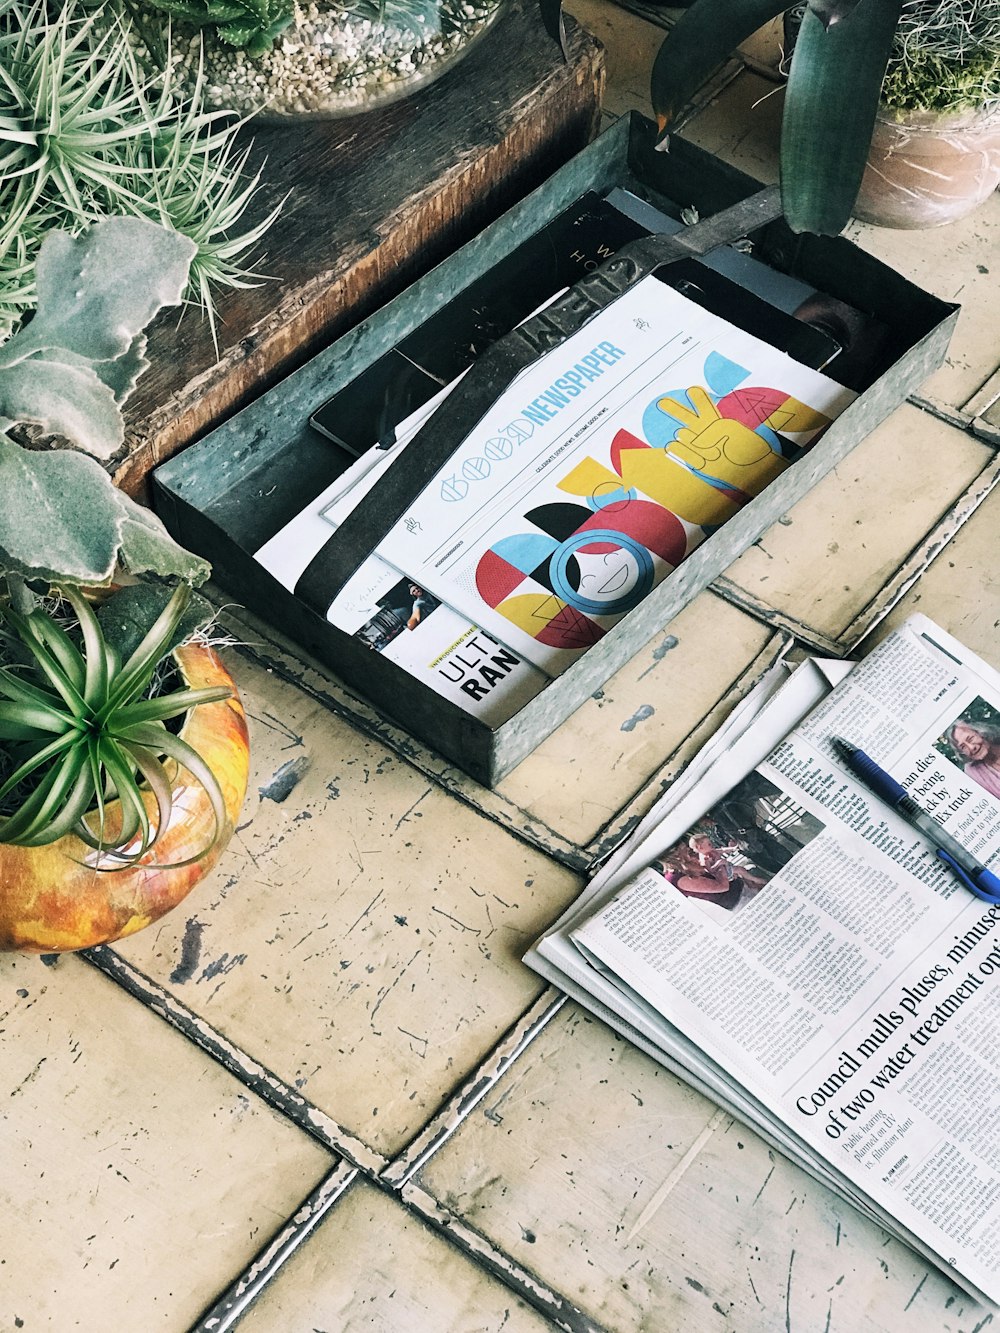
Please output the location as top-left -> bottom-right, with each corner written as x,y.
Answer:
657,385 -> 775,473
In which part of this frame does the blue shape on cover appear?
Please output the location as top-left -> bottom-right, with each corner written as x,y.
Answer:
589,486 -> 637,512
704,351 -> 749,397
492,532 -> 558,575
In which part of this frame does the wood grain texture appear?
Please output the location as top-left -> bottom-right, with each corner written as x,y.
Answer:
115,4 -> 604,498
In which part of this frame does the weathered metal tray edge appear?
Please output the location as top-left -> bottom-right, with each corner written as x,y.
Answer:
153,115 -> 958,788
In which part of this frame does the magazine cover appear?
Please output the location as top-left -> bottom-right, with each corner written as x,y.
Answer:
374,275 -> 857,675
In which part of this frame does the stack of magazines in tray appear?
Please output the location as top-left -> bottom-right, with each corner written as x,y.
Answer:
527,613 -> 1000,1306
253,186 -> 879,731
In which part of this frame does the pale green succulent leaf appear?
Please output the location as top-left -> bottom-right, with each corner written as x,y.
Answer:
0,436 -> 210,586
0,218 -> 196,368
0,355 -> 125,460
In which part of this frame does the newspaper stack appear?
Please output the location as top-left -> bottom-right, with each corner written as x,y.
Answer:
527,614 -> 1000,1306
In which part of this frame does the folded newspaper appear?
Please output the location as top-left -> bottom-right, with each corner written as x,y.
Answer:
526,614 -> 1000,1305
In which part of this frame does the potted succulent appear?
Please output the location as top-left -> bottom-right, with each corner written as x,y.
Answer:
854,1 -> 1000,228
112,0 -> 509,118
550,0 -> 998,235
0,216 -> 250,953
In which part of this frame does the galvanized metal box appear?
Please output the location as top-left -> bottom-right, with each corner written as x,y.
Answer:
152,114 -> 958,787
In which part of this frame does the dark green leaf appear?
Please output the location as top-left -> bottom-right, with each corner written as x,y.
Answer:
10,751 -> 94,848
114,685 -> 232,729
539,0 -> 566,56
125,719 -> 226,850
64,589 -> 109,711
808,0 -> 864,26
781,0 -> 903,234
118,740 -> 174,848
102,585 -> 193,716
651,0 -> 790,129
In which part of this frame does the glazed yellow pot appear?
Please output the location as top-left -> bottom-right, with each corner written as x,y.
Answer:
0,644 -> 249,954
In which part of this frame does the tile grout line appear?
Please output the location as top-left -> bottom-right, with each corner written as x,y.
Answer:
184,986 -> 591,1333
398,1178 -> 611,1333
712,450 -> 1000,657
190,1161 -> 358,1333
83,944 -> 386,1176
380,985 -> 568,1187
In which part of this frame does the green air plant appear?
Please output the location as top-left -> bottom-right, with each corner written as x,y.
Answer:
882,0 -> 1000,113
0,583 -> 228,858
120,0 -> 296,57
0,0 -> 279,344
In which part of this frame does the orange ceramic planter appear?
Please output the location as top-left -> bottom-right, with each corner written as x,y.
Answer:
0,644 -> 249,954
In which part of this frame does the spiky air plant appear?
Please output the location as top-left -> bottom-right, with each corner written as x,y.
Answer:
884,0 -> 1000,113
0,0 -> 278,344
0,583 -> 230,861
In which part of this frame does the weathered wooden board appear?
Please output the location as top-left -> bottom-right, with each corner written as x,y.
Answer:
116,2 -> 604,497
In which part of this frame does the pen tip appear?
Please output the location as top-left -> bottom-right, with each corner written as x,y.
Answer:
830,735 -> 855,758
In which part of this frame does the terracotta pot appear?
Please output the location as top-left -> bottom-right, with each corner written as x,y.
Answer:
854,104 -> 1000,230
0,644 -> 250,954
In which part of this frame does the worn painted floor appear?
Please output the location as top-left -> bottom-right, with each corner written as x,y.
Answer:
3,5 -> 1000,1330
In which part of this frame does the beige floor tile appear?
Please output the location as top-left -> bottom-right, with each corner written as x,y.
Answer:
565,0 -> 667,121
0,952 -> 333,1332
716,404 -> 996,648
237,1178 -> 554,1333
416,1004 -> 973,1333
862,482 -> 1000,662
496,593 -> 776,846
112,652 -> 582,1159
678,68 -> 784,187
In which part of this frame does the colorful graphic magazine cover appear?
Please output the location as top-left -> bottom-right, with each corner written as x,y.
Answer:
373,275 -> 857,675
252,395 -> 546,727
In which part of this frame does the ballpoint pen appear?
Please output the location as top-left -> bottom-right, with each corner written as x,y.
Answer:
830,736 -> 1000,905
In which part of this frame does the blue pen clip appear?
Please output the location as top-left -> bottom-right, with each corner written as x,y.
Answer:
936,849 -> 1000,905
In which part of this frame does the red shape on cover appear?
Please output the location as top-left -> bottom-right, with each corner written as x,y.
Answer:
580,499 -> 686,566
476,550 -> 526,607
717,386 -> 786,429
535,604 -> 605,649
609,427 -> 652,477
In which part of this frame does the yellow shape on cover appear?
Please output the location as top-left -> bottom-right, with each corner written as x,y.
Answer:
496,591 -> 568,634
